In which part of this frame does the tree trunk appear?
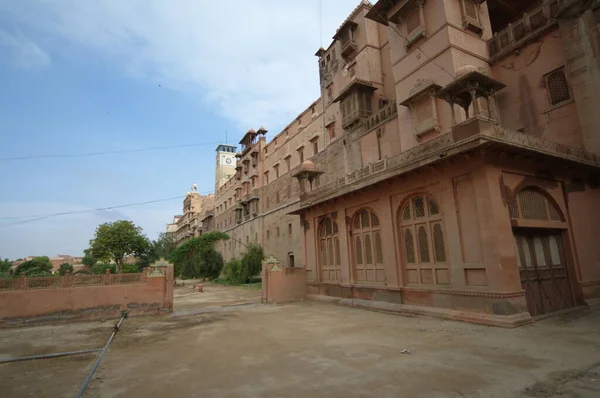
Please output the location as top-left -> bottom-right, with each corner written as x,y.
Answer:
116,259 -> 123,274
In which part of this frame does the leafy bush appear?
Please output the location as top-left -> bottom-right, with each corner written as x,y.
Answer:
239,244 -> 264,283
122,263 -> 139,273
58,263 -> 74,275
224,244 -> 264,284
170,232 -> 229,280
91,263 -> 116,274
73,270 -> 91,275
15,256 -> 53,276
222,258 -> 241,283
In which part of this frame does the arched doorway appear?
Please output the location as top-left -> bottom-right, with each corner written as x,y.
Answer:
511,187 -> 575,316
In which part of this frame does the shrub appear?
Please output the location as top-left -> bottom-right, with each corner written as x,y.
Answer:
15,257 -> 52,276
73,270 -> 91,275
222,258 -> 241,283
224,244 -> 264,284
171,232 -> 229,279
239,244 -> 264,283
91,263 -> 116,274
122,263 -> 139,273
58,263 -> 74,275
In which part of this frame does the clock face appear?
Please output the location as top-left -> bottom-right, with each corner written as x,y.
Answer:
225,158 -> 232,164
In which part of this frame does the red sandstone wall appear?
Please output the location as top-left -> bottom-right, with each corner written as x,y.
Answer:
0,269 -> 173,323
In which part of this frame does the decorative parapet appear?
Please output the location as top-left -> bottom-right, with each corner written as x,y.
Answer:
297,126 -> 599,210
364,100 -> 398,132
487,0 -> 561,62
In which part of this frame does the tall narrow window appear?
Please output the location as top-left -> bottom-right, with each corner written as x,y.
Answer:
352,209 -> 385,283
545,67 -> 570,106
318,217 -> 341,282
399,195 -> 448,285
313,140 -> 319,155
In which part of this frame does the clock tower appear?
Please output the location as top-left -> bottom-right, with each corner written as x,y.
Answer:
215,144 -> 237,191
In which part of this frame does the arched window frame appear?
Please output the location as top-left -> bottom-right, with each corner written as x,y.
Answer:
509,186 -> 566,227
398,194 -> 448,285
351,208 -> 385,284
318,217 -> 341,282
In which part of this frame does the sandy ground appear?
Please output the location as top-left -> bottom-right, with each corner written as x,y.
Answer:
0,285 -> 599,397
173,282 -> 261,313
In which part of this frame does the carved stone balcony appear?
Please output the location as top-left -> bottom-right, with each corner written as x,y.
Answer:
487,0 -> 562,62
341,38 -> 357,58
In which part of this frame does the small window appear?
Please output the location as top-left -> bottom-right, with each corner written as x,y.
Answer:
277,227 -> 280,237
328,124 -> 336,141
276,192 -> 280,203
287,185 -> 292,199
545,68 -> 570,106
327,86 -> 333,101
288,223 -> 292,236
285,157 -> 291,172
298,148 -> 304,163
313,140 -> 319,155
274,165 -> 280,178
267,230 -> 270,240
264,171 -> 269,184
462,0 -> 479,21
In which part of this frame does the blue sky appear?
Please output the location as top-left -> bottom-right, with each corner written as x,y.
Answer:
0,0 -> 359,259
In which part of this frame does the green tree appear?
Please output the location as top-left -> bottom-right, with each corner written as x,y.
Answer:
58,263 -> 74,275
0,258 -> 12,276
136,233 -> 177,269
170,232 -> 229,279
88,221 -> 150,273
15,256 -> 53,276
81,249 -> 97,267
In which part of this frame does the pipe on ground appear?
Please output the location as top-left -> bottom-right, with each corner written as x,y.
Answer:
75,310 -> 128,398
0,348 -> 102,364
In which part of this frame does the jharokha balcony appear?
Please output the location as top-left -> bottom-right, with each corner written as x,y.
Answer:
487,0 -> 562,62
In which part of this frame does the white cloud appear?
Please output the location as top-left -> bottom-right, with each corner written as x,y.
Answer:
1,0 -> 360,130
0,30 -> 51,70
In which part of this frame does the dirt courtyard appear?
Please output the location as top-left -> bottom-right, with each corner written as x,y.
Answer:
1,284 -> 599,397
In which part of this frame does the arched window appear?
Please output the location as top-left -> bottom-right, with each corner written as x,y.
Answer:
318,217 -> 341,282
399,195 -> 448,285
510,188 -> 563,222
352,209 -> 385,283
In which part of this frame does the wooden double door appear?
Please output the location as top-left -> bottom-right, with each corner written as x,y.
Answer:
514,230 -> 575,316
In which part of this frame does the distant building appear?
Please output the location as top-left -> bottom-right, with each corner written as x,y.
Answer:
166,185 -> 215,246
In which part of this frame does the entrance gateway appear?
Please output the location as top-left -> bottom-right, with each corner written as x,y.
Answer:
511,188 -> 576,316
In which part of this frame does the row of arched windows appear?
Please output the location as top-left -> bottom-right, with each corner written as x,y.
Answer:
316,187 -> 563,286
317,194 -> 448,285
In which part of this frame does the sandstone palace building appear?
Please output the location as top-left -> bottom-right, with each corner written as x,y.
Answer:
211,0 -> 600,326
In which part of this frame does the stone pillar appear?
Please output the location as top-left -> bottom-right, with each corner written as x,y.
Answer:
104,268 -> 111,285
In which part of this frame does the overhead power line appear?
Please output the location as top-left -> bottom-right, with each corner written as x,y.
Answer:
0,193 -> 212,228
0,141 -> 225,162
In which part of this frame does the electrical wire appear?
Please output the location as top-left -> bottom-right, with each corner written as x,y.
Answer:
0,141 -> 225,162
0,192 -> 212,228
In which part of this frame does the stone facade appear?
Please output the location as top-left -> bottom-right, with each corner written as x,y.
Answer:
166,189 -> 215,246
214,0 -> 600,326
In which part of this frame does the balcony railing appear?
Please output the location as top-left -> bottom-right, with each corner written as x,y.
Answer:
342,108 -> 372,130
487,0 -> 561,61
364,101 -> 398,132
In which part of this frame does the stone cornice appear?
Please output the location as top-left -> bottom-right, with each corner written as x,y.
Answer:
293,125 -> 599,213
